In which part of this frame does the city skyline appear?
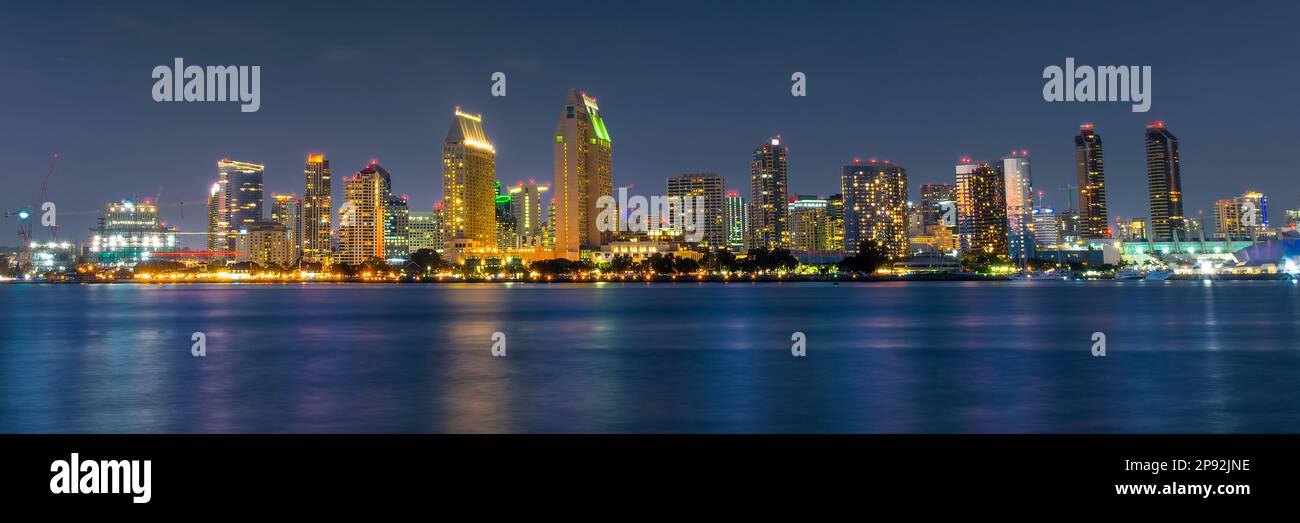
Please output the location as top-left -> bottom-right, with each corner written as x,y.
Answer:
4,1 -> 1297,251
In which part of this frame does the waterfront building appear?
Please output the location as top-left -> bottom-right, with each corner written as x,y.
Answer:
495,181 -> 517,250
206,182 -> 223,253
667,172 -> 726,250
443,108 -> 497,247
955,158 -> 1008,256
788,195 -> 829,253
217,159 -> 264,250
89,199 -> 177,266
234,221 -> 291,268
337,163 -> 386,265
1032,208 -> 1060,247
270,193 -> 303,263
1057,208 -> 1083,245
1074,123 -> 1109,238
725,191 -> 747,252
1002,151 -> 1035,264
842,159 -> 909,258
553,90 -> 613,259
408,210 -> 443,253
749,137 -> 789,250
302,154 -> 332,264
825,193 -> 844,255
1118,217 -> 1148,242
919,183 -> 957,231
1145,121 -> 1186,241
384,193 -> 410,263
508,180 -> 550,246
1215,192 -> 1268,239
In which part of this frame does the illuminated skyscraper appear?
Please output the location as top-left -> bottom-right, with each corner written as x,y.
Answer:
825,193 -> 844,254
749,137 -> 789,250
1145,121 -> 1186,241
956,158 -> 1008,256
553,90 -> 613,259
271,193 -> 303,263
1032,208 -> 1060,247
842,160 -> 909,258
667,172 -> 726,250
508,180 -> 550,247
495,181 -> 517,250
1117,217 -> 1148,241
1074,123 -> 1109,238
219,159 -> 264,241
338,163 -> 386,265
1215,192 -> 1268,239
206,182 -> 223,252
213,159 -> 265,250
1002,151 -> 1035,264
408,210 -> 443,253
235,221 -> 291,268
919,183 -> 956,230
788,195 -> 826,252
302,154 -> 332,264
443,108 -> 497,247
726,191 -> 747,252
383,194 -> 409,263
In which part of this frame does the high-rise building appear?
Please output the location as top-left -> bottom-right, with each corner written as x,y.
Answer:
1032,208 -> 1060,247
235,221 -> 291,268
1215,192 -> 1268,239
270,193 -> 303,264
508,180 -> 550,246
1057,209 -> 1083,245
219,159 -> 264,245
788,195 -> 829,252
408,210 -> 443,253
494,181 -> 517,250
1002,151 -> 1035,264
956,158 -> 1008,256
919,183 -> 957,230
338,163 -> 386,265
1145,121 -> 1186,241
725,191 -> 747,252
89,199 -> 177,266
384,194 -> 409,263
206,182 -> 223,253
667,173 -> 726,250
443,108 -> 497,248
1118,217 -> 1148,242
1074,123 -> 1109,238
553,90 -> 613,259
302,154 -> 332,264
1287,209 -> 1300,228
749,137 -> 789,250
825,193 -> 844,254
842,160 -> 909,258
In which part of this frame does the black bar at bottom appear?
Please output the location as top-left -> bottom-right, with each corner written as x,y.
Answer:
1,435 -> 1292,510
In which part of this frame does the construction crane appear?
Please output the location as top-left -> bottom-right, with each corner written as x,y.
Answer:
5,154 -> 57,270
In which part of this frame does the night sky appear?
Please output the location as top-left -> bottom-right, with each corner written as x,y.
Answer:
3,0 -> 1297,248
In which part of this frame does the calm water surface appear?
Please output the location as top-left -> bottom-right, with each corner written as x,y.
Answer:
2,280 -> 1299,433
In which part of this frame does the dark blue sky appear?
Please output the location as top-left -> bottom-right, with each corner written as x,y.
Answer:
3,0 -> 1297,247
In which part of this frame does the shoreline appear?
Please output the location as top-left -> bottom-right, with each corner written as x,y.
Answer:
3,273 -> 1294,285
